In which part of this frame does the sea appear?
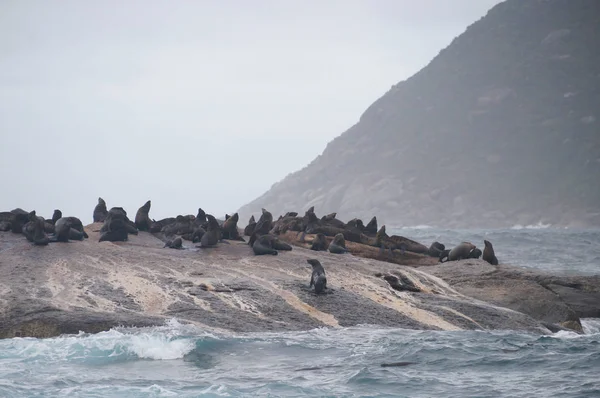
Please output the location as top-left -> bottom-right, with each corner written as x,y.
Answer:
1,226 -> 599,397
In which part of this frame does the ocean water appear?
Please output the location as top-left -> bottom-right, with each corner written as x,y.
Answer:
1,227 -> 599,397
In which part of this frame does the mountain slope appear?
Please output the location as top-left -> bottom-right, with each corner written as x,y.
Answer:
239,0 -> 600,228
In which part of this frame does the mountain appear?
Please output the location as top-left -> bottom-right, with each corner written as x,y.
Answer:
238,0 -> 600,228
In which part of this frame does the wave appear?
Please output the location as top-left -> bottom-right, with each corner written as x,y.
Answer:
1,318 -> 211,363
510,222 -> 552,230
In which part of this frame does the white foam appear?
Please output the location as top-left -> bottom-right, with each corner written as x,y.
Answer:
3,318 -> 208,362
126,333 -> 195,360
401,225 -> 434,230
582,318 -> 600,335
510,222 -> 551,230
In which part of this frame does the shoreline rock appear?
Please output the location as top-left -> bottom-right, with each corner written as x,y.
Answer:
0,224 -> 598,339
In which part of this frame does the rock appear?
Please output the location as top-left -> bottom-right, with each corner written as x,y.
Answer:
1,227 -> 598,338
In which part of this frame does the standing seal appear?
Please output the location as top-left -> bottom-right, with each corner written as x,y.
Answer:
307,259 -> 327,294
221,212 -> 244,241
135,200 -> 152,232
49,210 -> 62,225
244,215 -> 256,236
199,214 -> 220,247
364,216 -> 378,236
93,197 -> 108,222
248,208 -> 273,246
483,239 -> 499,265
328,233 -> 348,254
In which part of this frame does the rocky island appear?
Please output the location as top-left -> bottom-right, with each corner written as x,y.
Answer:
1,203 -> 599,339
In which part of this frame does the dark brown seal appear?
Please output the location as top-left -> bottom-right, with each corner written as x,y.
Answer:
310,233 -> 328,251
307,259 -> 327,294
93,197 -> 108,222
135,200 -> 152,232
328,233 -> 348,254
221,212 -> 244,241
482,239 -> 499,265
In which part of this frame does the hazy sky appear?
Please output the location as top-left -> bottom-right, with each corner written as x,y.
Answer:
0,0 -> 502,223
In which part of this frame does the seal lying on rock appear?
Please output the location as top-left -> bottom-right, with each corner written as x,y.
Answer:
381,272 -> 421,293
99,207 -> 138,242
310,233 -> 328,251
93,197 -> 108,222
9,208 -> 30,234
22,211 -> 50,246
328,233 -> 348,254
468,247 -> 482,259
52,217 -> 89,242
307,259 -> 327,294
0,210 -> 28,233
251,234 -> 291,255
164,237 -> 183,249
150,217 -> 176,233
134,200 -> 152,232
428,242 -> 445,257
483,239 -> 499,265
446,242 -> 477,262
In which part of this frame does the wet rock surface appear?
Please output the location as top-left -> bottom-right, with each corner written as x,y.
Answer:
1,224 -> 598,338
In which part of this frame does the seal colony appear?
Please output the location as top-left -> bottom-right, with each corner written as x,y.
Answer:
1,198 -> 599,340
0,199 -> 510,268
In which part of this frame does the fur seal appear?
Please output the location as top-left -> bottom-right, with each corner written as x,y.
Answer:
93,197 -> 108,222
163,215 -> 195,236
427,242 -> 445,257
199,214 -> 220,247
439,249 -> 451,263
50,210 -> 62,225
9,208 -> 30,234
447,242 -> 476,262
134,200 -> 152,231
320,213 -> 346,229
52,216 -> 89,242
22,211 -> 50,245
194,208 -> 207,228
99,218 -> 129,242
221,212 -> 244,241
252,234 -> 278,255
483,239 -> 499,265
164,237 -> 183,249
99,207 -> 138,242
364,216 -> 378,236
310,233 -> 328,251
328,233 -> 348,254
150,217 -> 176,233
248,208 -> 273,246
383,273 -> 421,292
307,259 -> 327,294
468,247 -> 482,259
244,215 -> 256,236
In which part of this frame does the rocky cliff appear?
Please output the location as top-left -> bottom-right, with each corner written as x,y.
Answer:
238,0 -> 600,228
